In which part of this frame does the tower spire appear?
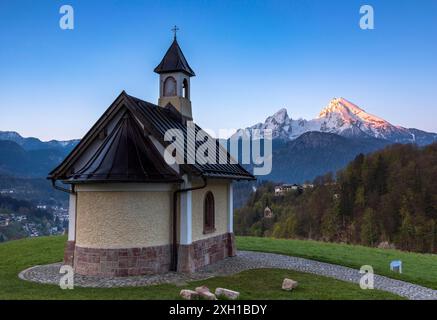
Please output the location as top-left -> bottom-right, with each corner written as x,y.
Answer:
154,33 -> 195,120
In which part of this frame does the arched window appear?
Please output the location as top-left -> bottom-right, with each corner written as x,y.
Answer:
163,76 -> 177,97
203,191 -> 215,233
182,78 -> 189,99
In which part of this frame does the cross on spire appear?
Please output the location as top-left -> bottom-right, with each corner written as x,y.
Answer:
171,25 -> 179,40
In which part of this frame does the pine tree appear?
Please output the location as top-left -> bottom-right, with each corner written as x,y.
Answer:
360,208 -> 379,246
430,220 -> 436,253
321,202 -> 340,241
398,205 -> 415,251
283,214 -> 298,238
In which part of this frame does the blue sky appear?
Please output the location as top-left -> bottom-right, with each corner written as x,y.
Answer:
0,0 -> 436,140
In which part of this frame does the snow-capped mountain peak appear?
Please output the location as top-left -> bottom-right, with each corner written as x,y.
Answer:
270,108 -> 289,124
319,97 -> 365,117
318,97 -> 390,128
232,98 -> 437,145
260,108 -> 290,135
315,97 -> 402,139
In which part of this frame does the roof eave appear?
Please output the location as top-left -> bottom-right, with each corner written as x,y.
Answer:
201,173 -> 256,181
61,178 -> 184,185
153,68 -> 195,77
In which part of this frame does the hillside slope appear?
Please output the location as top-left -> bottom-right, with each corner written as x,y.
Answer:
267,132 -> 390,183
0,140 -> 66,177
233,131 -> 390,183
235,143 -> 437,253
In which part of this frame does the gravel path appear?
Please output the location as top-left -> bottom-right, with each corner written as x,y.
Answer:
19,263 -> 215,288
19,250 -> 437,300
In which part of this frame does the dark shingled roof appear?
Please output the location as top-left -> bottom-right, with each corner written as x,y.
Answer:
127,94 -> 253,180
154,39 -> 195,76
48,92 -> 255,183
65,110 -> 181,183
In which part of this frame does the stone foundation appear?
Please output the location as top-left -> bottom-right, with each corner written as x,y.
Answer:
177,233 -> 236,273
73,244 -> 171,277
65,232 -> 236,276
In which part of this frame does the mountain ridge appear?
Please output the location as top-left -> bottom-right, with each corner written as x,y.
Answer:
234,98 -> 437,146
0,131 -> 78,178
1,99 -> 436,183
0,140 -> 68,178
0,131 -> 79,151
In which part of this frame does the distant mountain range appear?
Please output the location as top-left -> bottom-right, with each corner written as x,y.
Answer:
232,98 -> 437,183
0,132 -> 78,178
0,131 -> 79,151
1,98 -> 436,183
234,97 -> 437,145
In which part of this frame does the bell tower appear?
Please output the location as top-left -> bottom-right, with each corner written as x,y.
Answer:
154,27 -> 195,120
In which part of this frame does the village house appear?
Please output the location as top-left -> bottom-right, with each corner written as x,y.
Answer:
48,35 -> 254,277
0,217 -> 10,227
274,184 -> 301,196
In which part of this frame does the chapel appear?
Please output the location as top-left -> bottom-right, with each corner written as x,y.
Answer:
48,34 -> 254,276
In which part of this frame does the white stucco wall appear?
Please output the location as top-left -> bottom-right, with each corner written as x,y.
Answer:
191,180 -> 230,242
75,188 -> 172,249
73,180 -> 231,249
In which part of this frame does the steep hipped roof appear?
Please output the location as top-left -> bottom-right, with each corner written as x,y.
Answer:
127,94 -> 253,180
48,92 -> 254,183
154,39 -> 195,76
64,110 -> 181,183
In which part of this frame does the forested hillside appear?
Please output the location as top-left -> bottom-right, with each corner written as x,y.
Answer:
0,140 -> 67,177
235,143 -> 437,253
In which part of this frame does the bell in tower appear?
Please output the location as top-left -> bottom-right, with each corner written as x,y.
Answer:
154,26 -> 195,120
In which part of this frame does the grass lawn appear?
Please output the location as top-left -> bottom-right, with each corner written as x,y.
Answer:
237,236 -> 437,289
0,236 -> 401,300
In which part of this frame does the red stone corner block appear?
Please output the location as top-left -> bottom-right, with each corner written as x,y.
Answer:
227,232 -> 236,257
63,241 -> 76,266
177,232 -> 236,273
